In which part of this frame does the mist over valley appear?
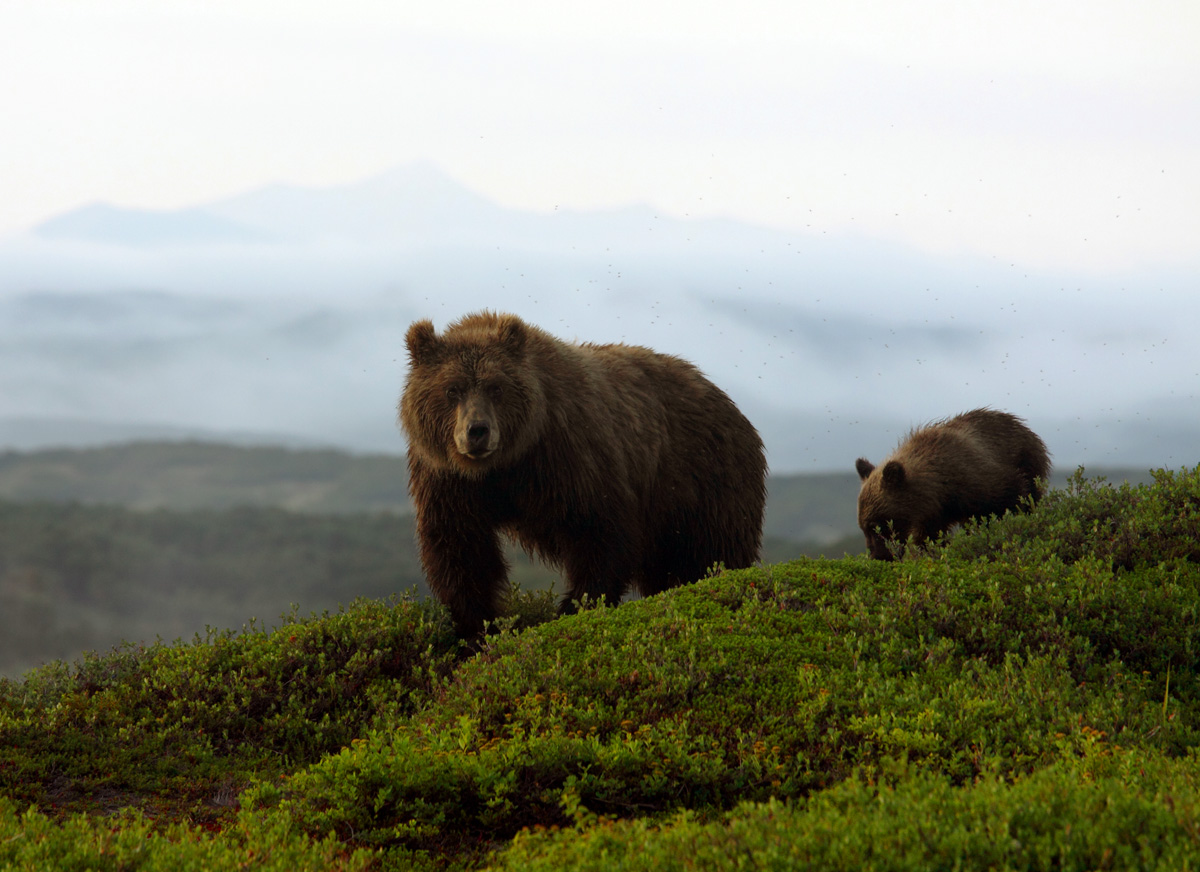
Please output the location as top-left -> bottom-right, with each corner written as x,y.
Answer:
2,163 -> 1196,473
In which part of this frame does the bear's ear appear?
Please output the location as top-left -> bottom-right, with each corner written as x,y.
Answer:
495,314 -> 528,357
881,460 -> 907,490
406,320 -> 439,366
855,458 -> 875,481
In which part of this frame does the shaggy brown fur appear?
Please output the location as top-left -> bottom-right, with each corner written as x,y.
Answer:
399,311 -> 768,636
855,408 -> 1050,560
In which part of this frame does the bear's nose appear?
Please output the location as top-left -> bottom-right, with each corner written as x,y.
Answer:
466,422 -> 491,450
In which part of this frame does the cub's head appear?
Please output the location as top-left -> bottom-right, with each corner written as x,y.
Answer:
399,311 -> 545,476
854,457 -> 921,561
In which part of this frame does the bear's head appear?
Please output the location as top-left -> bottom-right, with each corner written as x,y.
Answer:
855,457 -> 925,561
400,311 -> 547,477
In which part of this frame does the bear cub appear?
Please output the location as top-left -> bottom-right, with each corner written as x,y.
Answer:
855,408 -> 1050,560
399,311 -> 768,636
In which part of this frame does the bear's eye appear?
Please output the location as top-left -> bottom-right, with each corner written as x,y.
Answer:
486,384 -> 503,400
446,387 -> 462,402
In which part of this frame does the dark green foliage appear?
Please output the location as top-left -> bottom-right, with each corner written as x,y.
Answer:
0,597 -> 458,818
493,752 -> 1200,870
0,799 -> 375,871
937,465 -> 1200,570
2,465 -> 1200,869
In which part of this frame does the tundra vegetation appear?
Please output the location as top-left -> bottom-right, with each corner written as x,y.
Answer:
1,465 -> 1199,869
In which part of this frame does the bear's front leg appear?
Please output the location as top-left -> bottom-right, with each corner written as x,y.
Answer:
415,504 -> 510,637
559,532 -> 635,615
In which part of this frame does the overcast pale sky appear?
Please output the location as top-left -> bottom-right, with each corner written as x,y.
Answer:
2,0 -> 1197,271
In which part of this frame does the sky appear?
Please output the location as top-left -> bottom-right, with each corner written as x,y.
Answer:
2,0 -> 1197,273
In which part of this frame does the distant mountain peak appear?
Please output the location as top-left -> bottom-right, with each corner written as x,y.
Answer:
346,162 -> 501,212
24,161 -> 780,253
193,161 -> 514,246
361,160 -> 473,191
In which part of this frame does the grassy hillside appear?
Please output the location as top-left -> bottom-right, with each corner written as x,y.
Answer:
2,466 -> 1200,869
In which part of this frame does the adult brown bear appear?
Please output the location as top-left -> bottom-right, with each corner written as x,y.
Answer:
855,408 -> 1050,560
399,311 -> 768,636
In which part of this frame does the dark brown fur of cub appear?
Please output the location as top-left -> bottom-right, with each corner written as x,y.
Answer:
855,408 -> 1050,560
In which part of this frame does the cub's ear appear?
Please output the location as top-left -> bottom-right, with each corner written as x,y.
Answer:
406,320 -> 439,366
855,458 -> 876,481
495,314 -> 528,356
881,460 -> 907,489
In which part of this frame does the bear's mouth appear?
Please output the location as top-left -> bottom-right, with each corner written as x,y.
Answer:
461,448 -> 495,460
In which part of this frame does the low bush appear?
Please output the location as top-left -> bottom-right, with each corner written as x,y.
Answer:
493,749 -> 1200,871
0,595 -> 457,820
0,796 -> 375,871
936,465 -> 1200,570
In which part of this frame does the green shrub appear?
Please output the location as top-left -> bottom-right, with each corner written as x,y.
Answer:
492,749 -> 1200,871
0,796 -> 375,871
0,595 -> 458,817
936,465 -> 1200,570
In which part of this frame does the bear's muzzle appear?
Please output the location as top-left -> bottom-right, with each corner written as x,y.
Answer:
454,395 -> 500,459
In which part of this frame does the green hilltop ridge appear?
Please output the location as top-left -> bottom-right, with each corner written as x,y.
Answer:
3,465 -> 1200,869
